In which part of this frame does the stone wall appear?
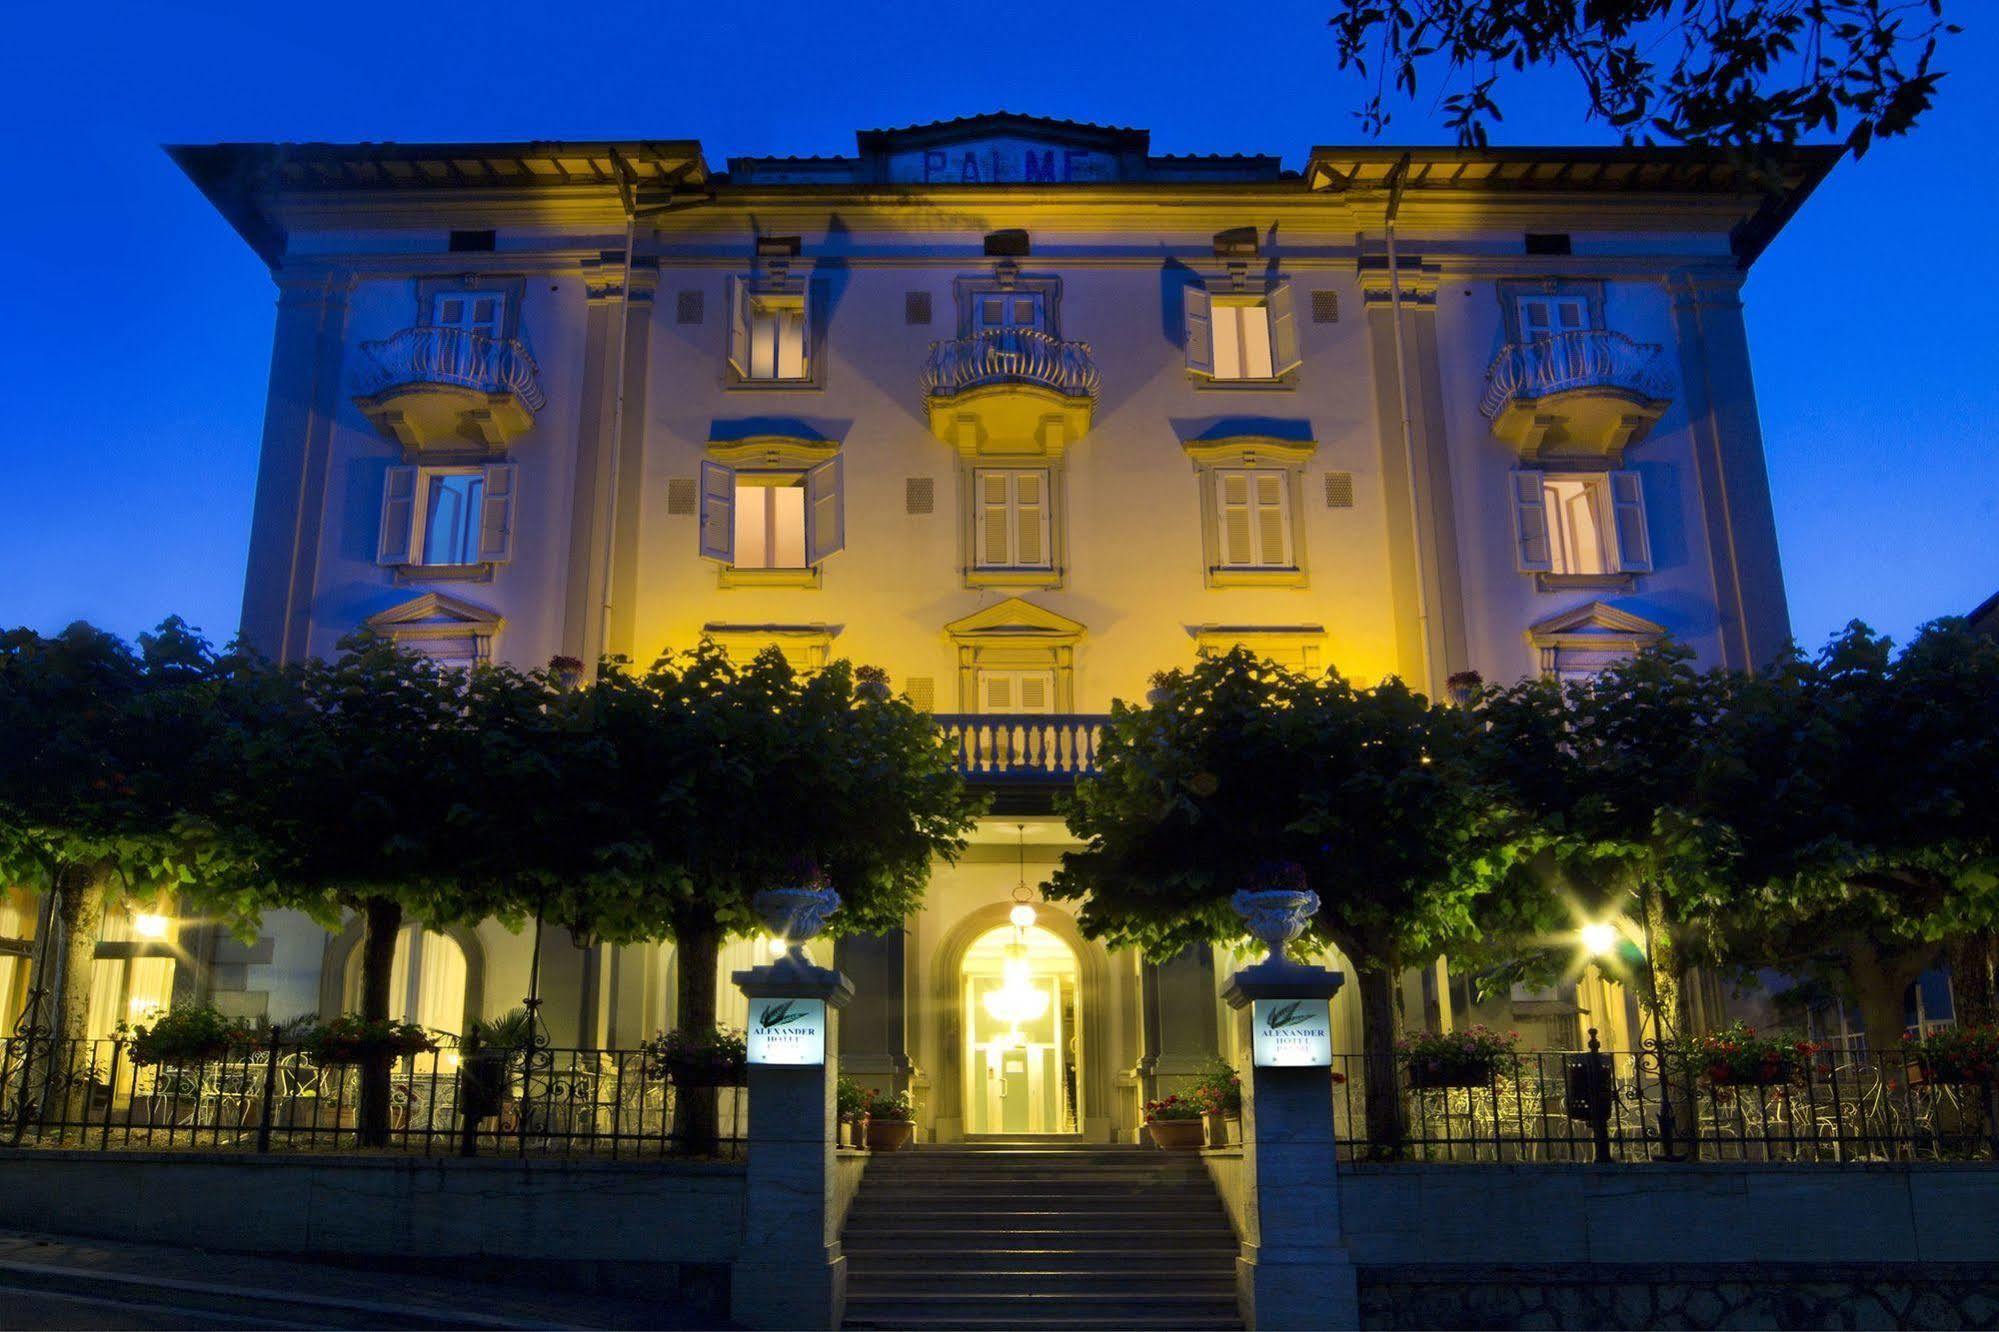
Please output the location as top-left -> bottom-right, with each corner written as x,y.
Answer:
0,1149 -> 746,1320
1358,1263 -> 1999,1330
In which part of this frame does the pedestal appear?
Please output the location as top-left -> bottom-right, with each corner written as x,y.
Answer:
1222,958 -> 1360,1330
730,954 -> 854,1331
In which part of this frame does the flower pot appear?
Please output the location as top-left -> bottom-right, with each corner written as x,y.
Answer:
865,1118 -> 914,1152
1201,1110 -> 1231,1148
1407,1060 -> 1494,1090
1914,1061 -> 1994,1088
1148,1118 -> 1206,1150
666,1057 -> 748,1089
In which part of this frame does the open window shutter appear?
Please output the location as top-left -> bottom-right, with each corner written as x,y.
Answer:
1219,472 -> 1254,566
798,280 -> 817,377
1015,472 -> 1046,567
698,459 -> 735,563
376,465 -> 419,566
1608,470 -> 1653,572
477,464 -> 517,564
725,277 -> 749,377
1510,470 -> 1553,572
1267,282 -> 1302,376
805,454 -> 845,564
1253,472 -> 1290,566
1184,284 -> 1214,376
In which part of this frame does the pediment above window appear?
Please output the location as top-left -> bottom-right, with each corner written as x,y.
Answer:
363,591 -> 503,665
1526,601 -> 1667,677
1178,430 -> 1317,467
944,597 -> 1086,646
1190,623 -> 1328,675
704,428 -> 842,469
701,622 -> 840,671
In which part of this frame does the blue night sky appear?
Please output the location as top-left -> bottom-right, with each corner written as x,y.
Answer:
4,1 -> 1994,656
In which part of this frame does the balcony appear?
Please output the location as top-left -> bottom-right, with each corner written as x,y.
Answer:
934,714 -> 1109,784
1480,330 -> 1672,459
352,327 -> 547,452
921,329 -> 1100,457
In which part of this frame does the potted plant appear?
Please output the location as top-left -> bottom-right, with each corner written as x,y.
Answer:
643,1026 -> 748,1088
299,1015 -> 438,1066
1144,1092 -> 1206,1149
1191,1057 -> 1243,1147
1684,1021 -> 1816,1089
1903,1026 -> 1999,1086
119,1006 -> 258,1068
548,655 -> 586,690
1145,670 -> 1176,707
1445,670 -> 1484,708
1399,1025 -> 1519,1090
854,664 -> 892,702
837,1075 -> 867,1148
459,1007 -> 536,1122
861,1088 -> 915,1151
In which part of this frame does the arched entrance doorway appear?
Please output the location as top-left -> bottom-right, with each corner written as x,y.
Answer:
960,921 -> 1081,1135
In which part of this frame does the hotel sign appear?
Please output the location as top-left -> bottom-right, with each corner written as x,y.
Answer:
746,997 -> 827,1067
886,138 -> 1120,185
1250,998 -> 1333,1068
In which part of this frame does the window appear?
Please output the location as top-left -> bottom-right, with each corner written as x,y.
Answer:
343,927 -> 469,1037
377,464 -> 516,569
975,294 -> 1045,334
1214,469 -> 1293,569
87,907 -> 177,1041
1509,470 -> 1651,577
1516,294 -> 1587,342
1185,283 -> 1301,383
727,279 -> 812,383
698,457 -> 844,572
432,290 -> 504,338
973,469 -> 1051,570
977,669 -> 1055,714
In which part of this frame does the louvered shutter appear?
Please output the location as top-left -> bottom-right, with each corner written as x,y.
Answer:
1253,472 -> 1290,566
1018,673 -> 1051,713
1015,471 -> 1047,567
1608,470 -> 1653,572
377,466 -> 418,566
977,471 -> 1012,566
1184,284 -> 1214,376
1510,470 -> 1553,572
698,459 -> 735,563
794,281 -> 816,378
1267,282 -> 1302,377
804,454 -> 844,564
725,277 -> 749,378
1219,471 -> 1255,566
981,673 -> 1011,712
477,463 -> 517,564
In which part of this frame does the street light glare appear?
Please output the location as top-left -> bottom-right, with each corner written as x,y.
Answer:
1580,921 -> 1619,957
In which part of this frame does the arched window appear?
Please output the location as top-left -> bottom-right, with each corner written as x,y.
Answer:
87,906 -> 177,1041
343,927 -> 469,1036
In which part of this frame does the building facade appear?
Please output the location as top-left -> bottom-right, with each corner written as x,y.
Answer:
119,115 -> 1834,1140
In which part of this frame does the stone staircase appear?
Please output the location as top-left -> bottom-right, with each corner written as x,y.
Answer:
840,1136 -> 1243,1330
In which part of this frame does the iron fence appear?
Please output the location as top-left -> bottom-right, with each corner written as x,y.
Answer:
0,1035 -> 745,1161
1329,1045 -> 1999,1166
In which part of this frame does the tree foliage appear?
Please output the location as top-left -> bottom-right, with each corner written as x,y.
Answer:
1329,0 -> 1957,153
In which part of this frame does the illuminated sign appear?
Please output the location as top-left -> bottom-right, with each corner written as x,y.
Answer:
746,997 -> 827,1067
1250,998 -> 1332,1068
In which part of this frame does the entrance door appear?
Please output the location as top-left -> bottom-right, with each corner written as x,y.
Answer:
962,923 -> 1080,1135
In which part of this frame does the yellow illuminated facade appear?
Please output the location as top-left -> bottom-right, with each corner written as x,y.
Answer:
170,116 -> 1831,1140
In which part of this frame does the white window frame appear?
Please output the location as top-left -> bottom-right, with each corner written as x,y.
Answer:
976,668 -> 1057,715
1508,469 -> 1652,580
430,289 -> 505,339
726,277 -> 819,387
971,468 -> 1055,573
1184,279 -> 1301,385
377,463 -> 517,571
1213,468 -> 1294,570
1515,294 -> 1588,342
1181,437 -> 1315,589
698,453 -> 844,586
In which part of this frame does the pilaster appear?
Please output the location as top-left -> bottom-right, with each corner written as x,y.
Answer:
1666,269 -> 1792,671
240,269 -> 350,662
834,931 -> 912,1092
1358,257 -> 1470,697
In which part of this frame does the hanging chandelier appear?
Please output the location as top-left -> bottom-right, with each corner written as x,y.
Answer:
983,825 -> 1051,1026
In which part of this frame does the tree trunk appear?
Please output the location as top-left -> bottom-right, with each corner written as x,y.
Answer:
1353,962 -> 1407,1158
1946,932 -> 1998,1030
672,915 -> 722,1156
356,895 -> 402,1148
1844,936 -> 1934,1064
53,861 -> 112,1126
1639,885 -> 1701,1158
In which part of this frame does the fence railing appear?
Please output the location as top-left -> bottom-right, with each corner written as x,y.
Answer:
1480,329 -> 1671,419
352,326 -> 548,413
1326,1047 -> 1999,1166
921,328 -> 1101,400
933,713 -> 1111,782
0,1036 -> 744,1161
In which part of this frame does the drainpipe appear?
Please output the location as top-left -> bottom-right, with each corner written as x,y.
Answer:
1383,154 -> 1436,694
594,157 -> 641,674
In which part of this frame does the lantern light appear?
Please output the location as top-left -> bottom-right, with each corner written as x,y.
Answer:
132,913 -> 171,941
1580,921 -> 1619,957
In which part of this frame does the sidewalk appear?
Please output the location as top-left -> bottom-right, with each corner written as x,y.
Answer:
0,1230 -> 715,1329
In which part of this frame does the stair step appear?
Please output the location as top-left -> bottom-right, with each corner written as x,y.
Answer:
844,1317 -> 1241,1331
847,1269 -> 1234,1292
843,1248 -> 1237,1271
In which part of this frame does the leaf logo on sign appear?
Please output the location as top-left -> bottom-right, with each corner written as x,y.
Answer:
759,1000 -> 807,1031
1265,1001 -> 1314,1031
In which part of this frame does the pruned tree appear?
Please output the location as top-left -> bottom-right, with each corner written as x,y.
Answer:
0,620 -> 240,1063
1051,650 -> 1523,1149
1328,0 -> 1957,153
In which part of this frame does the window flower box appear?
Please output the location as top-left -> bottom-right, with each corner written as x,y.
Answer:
642,1027 -> 748,1087
1399,1025 -> 1518,1090
1905,1026 -> 1999,1086
1686,1022 -> 1815,1088
300,1016 -> 438,1067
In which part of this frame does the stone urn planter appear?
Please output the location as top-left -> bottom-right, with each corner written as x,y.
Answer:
1201,1110 -> 1240,1148
864,1117 -> 914,1151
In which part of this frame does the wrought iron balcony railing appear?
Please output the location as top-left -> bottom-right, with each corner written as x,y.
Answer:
934,713 -> 1111,782
1479,329 -> 1670,421
921,329 -> 1101,401
353,326 -> 548,413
